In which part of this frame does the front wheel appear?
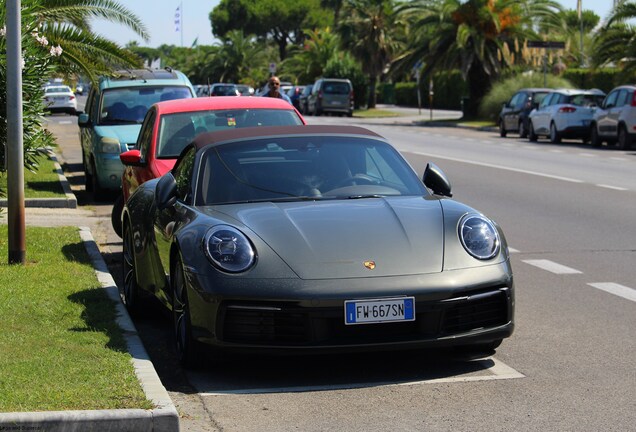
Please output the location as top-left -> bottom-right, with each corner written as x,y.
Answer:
528,122 -> 538,142
121,221 -> 140,316
549,122 -> 561,144
617,125 -> 632,150
499,120 -> 507,138
172,256 -> 200,368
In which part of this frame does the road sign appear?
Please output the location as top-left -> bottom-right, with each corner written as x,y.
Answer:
528,40 -> 565,49
269,62 -> 277,73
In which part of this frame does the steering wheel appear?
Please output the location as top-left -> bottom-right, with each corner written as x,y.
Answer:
333,173 -> 379,188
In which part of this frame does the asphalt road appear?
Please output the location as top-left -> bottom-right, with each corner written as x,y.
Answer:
46,105 -> 636,431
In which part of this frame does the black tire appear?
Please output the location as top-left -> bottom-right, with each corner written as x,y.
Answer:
499,120 -> 507,137
518,120 -> 528,138
111,194 -> 124,238
172,256 -> 200,369
121,220 -> 140,316
590,125 -> 602,147
82,149 -> 94,192
528,122 -> 538,142
549,122 -> 561,144
617,125 -> 632,150
90,159 -> 105,199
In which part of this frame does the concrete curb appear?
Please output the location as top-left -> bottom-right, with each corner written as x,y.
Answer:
0,227 -> 179,432
0,149 -> 77,209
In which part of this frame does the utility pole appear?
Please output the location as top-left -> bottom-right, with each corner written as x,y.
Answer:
6,0 -> 26,265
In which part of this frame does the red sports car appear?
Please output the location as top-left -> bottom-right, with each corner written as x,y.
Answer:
112,96 -> 306,236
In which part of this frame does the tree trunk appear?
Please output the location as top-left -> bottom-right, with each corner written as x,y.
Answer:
465,64 -> 492,119
367,74 -> 377,109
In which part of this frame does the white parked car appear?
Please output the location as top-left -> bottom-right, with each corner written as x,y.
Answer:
43,85 -> 77,115
590,85 -> 636,150
528,88 -> 605,143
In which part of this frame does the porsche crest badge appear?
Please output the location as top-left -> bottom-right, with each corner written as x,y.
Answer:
364,261 -> 376,270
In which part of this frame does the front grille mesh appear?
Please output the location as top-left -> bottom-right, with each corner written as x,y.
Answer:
221,289 -> 509,346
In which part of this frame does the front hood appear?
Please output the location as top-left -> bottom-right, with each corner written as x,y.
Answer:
94,124 -> 142,146
213,197 -> 444,280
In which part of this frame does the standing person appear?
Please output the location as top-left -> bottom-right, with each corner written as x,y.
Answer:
262,76 -> 292,104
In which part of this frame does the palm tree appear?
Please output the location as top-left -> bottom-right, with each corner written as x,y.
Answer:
397,0 -> 563,118
593,1 -> 636,78
337,0 -> 400,108
283,28 -> 342,83
21,0 -> 150,82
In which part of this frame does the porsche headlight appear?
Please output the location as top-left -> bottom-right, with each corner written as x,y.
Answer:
99,137 -> 121,154
459,214 -> 500,260
204,225 -> 255,273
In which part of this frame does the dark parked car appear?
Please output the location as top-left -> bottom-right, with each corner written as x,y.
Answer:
122,125 -> 514,367
297,84 -> 313,115
286,85 -> 310,111
498,88 -> 551,138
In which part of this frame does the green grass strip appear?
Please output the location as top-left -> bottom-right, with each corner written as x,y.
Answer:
0,152 -> 66,198
0,226 -> 152,412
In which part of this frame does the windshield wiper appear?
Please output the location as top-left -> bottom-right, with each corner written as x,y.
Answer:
346,194 -> 385,199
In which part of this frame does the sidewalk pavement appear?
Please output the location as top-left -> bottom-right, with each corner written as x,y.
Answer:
0,165 -> 180,431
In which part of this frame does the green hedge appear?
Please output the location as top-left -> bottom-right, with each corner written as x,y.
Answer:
562,68 -> 627,93
393,71 -> 468,110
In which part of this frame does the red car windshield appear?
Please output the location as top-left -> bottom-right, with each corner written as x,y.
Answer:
156,108 -> 304,158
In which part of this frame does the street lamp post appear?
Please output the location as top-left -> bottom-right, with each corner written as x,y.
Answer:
6,0 -> 26,265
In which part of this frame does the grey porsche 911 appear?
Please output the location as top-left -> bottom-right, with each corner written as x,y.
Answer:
122,125 -> 514,367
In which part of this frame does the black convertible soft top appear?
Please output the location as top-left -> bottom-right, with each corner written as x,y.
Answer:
191,124 -> 384,150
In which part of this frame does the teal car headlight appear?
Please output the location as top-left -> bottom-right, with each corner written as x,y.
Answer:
459,214 -> 500,260
99,137 -> 122,154
204,225 -> 256,273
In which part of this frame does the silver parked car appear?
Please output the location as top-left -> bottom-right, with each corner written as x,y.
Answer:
528,88 -> 605,143
590,85 -> 636,149
307,78 -> 354,117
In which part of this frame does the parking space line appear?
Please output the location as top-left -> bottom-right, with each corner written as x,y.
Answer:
588,283 -> 636,303
420,358 -> 525,384
596,184 -> 629,191
522,259 -> 582,274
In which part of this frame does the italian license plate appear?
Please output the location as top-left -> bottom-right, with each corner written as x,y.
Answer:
344,297 -> 415,325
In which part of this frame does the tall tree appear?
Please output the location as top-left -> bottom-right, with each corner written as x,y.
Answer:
210,0 -> 332,61
283,27 -> 342,83
397,0 -> 563,118
593,1 -> 636,78
337,0 -> 399,108
19,0 -> 150,82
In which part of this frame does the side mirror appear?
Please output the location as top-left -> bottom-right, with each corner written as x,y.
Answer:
77,113 -> 90,127
120,149 -> 145,166
423,163 -> 452,197
156,173 -> 178,210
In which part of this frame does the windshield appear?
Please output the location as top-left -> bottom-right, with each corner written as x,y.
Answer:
99,86 -> 193,125
157,109 -> 304,158
196,136 -> 427,205
569,94 -> 605,107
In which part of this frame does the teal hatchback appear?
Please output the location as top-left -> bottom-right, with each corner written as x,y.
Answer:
78,69 -> 195,196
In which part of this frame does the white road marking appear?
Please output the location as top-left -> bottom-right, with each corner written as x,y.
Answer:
58,120 -> 72,125
579,153 -> 596,158
508,247 -> 520,254
411,151 -> 585,184
550,149 -> 564,153
596,184 -> 629,191
588,283 -> 636,303
522,259 -> 582,274
610,157 -> 628,162
198,357 -> 524,395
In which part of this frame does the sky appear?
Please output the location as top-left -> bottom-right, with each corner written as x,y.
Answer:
91,0 -> 615,49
